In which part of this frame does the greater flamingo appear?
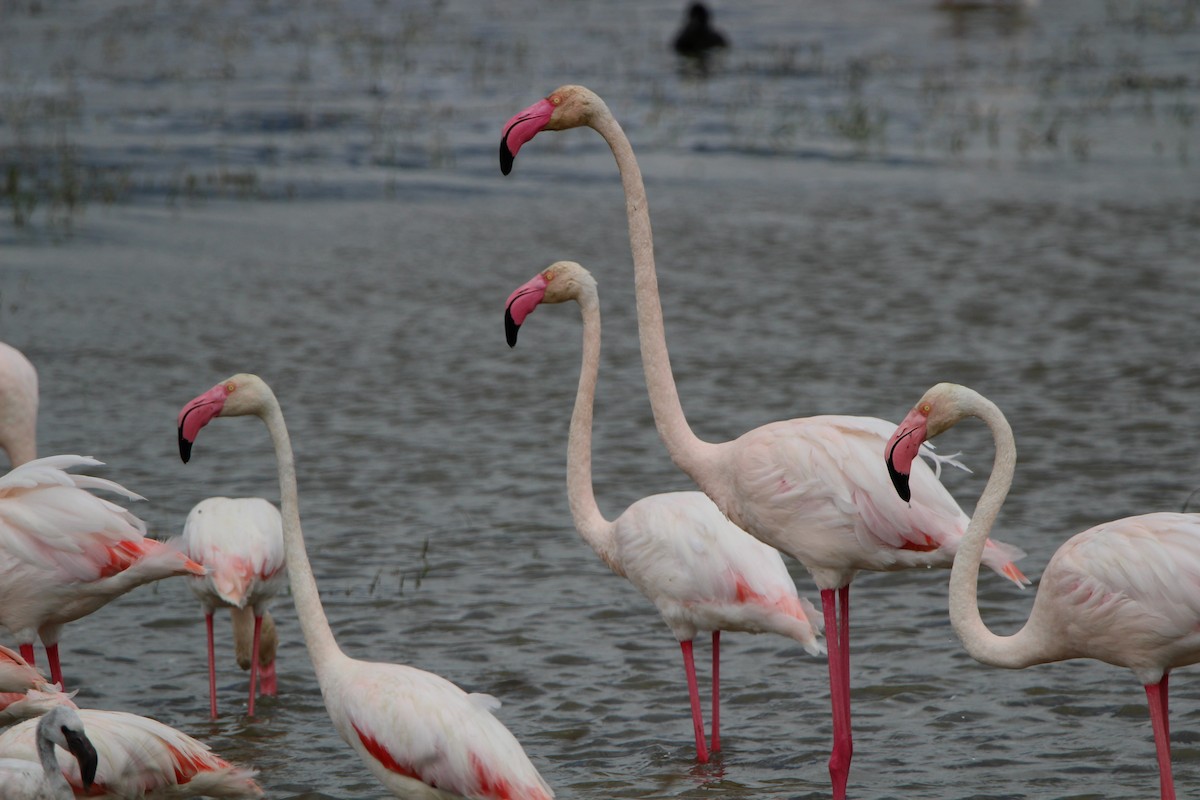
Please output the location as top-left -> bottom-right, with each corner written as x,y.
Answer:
505,260 -> 823,762
0,705 -> 97,799
886,382 -> 1200,800
0,706 -> 261,798
0,645 -> 76,726
0,455 -> 205,688
178,374 -> 554,800
499,84 -> 1029,798
0,341 -> 38,468
181,496 -> 285,718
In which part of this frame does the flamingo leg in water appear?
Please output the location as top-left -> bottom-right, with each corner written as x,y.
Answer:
206,612 -> 218,719
711,630 -> 721,754
46,644 -> 63,689
247,614 -> 262,717
680,640 -> 710,763
821,587 -> 853,800
1145,677 -> 1176,800
259,658 -> 277,696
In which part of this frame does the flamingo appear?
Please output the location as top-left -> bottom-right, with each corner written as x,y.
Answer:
499,84 -> 1029,798
0,645 -> 77,726
0,341 -> 38,468
181,496 -> 285,718
0,706 -> 261,798
0,455 -> 205,688
178,374 -> 554,800
0,704 -> 97,799
886,382 -> 1200,800
505,260 -> 823,762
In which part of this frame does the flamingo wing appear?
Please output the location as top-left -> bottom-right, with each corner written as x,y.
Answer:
183,497 -> 285,607
328,661 -> 553,800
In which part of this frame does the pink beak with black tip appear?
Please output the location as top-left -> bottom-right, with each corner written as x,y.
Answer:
177,383 -> 231,463
504,273 -> 549,347
499,98 -> 555,176
884,407 -> 929,503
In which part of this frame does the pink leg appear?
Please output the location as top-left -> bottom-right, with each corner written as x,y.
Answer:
711,631 -> 721,753
1145,678 -> 1176,800
206,613 -> 218,719
46,644 -> 63,690
247,615 -> 262,717
821,587 -> 853,800
258,658 -> 277,696
19,644 -> 35,669
680,640 -> 709,763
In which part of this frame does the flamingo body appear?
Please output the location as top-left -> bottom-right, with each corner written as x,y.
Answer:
0,341 -> 38,468
181,496 -> 285,717
178,374 -> 554,800
0,456 -> 204,685
0,705 -> 96,800
0,708 -> 261,798
886,382 -> 1200,800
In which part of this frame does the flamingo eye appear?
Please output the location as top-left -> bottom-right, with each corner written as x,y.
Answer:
549,94 -> 562,106
225,382 -> 237,393
920,403 -> 931,414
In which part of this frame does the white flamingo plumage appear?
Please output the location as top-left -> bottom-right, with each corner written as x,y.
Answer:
0,704 -> 97,800
0,455 -> 205,688
506,260 -> 823,762
0,645 -> 76,726
0,342 -> 38,468
886,382 -> 1200,800
499,84 -> 1029,798
0,706 -> 261,798
178,374 -> 554,800
181,496 -> 285,718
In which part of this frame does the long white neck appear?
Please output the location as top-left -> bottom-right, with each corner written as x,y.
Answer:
949,393 -> 1054,669
565,292 -> 620,570
37,730 -> 72,799
590,112 -> 714,477
260,398 -> 343,677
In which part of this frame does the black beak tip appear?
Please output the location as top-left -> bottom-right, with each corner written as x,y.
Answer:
505,309 -> 521,347
500,142 -> 515,176
65,730 -> 98,789
178,428 -> 193,464
887,459 -> 911,503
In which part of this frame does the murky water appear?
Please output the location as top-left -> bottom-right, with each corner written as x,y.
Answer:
2,1 -> 1199,798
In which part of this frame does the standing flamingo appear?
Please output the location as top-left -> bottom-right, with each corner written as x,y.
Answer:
0,342 -> 38,468
499,84 -> 1029,798
178,374 -> 554,800
0,706 -> 261,797
505,260 -> 823,762
181,496 -> 285,718
0,705 -> 97,799
0,455 -> 205,688
886,382 -> 1200,800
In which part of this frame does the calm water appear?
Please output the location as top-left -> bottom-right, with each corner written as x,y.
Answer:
2,1 -> 1199,798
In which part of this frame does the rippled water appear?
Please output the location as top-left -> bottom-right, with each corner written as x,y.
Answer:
2,1 -> 1199,798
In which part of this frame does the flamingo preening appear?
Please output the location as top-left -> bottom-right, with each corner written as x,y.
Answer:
0,706 -> 261,798
181,496 -> 285,718
500,84 -> 1028,798
505,260 -> 823,762
178,374 -> 554,800
886,382 -> 1200,800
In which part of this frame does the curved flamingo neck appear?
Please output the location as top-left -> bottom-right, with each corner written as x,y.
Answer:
259,397 -> 342,676
36,725 -> 72,797
949,391 -> 1050,669
589,111 -> 713,477
565,291 -> 619,568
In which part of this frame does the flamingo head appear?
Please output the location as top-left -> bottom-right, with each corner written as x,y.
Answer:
178,373 -> 274,463
885,382 -> 975,502
500,84 -> 607,175
42,706 -> 98,790
504,261 -> 596,346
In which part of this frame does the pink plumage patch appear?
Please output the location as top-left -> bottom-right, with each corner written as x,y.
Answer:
353,724 -> 425,783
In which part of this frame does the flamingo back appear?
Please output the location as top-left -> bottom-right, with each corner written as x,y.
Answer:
182,497 -> 285,610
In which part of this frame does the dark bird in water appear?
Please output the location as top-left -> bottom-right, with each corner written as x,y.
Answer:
673,2 -> 729,57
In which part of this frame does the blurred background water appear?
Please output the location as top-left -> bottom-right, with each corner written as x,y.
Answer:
1,0 -> 1199,798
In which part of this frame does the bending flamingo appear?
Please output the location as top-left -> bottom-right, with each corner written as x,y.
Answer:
178,374 -> 554,800
181,496 -> 285,718
0,341 -> 38,467
506,260 -> 823,762
499,84 -> 1028,798
0,456 -> 205,688
0,706 -> 261,798
0,704 -> 97,799
886,382 -> 1200,800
